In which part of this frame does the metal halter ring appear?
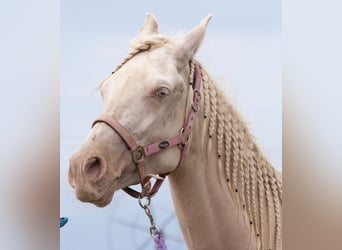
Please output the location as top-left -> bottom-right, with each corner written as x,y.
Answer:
132,146 -> 144,163
138,195 -> 151,208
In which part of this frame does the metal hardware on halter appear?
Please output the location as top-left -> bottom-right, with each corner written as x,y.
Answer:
138,194 -> 151,208
132,146 -> 144,163
191,89 -> 201,112
158,141 -> 170,150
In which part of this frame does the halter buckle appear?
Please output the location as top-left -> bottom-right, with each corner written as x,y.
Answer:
191,89 -> 201,112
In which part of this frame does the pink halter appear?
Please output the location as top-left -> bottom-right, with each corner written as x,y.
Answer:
92,63 -> 202,198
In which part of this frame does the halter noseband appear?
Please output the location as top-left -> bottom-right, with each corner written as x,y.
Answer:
92,63 -> 202,198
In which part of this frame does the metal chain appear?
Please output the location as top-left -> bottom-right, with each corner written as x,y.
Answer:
138,195 -> 161,236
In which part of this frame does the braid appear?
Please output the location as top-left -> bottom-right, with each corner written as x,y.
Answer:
188,60 -> 195,85
98,36 -> 170,90
113,36 -> 170,74
275,170 -> 282,204
250,162 -> 260,238
244,147 -> 253,226
208,79 -> 217,138
224,116 -> 231,184
216,101 -> 224,158
237,129 -> 246,210
113,43 -> 150,73
256,160 -> 265,249
263,162 -> 273,249
269,170 -> 282,249
231,117 -> 240,194
203,73 -> 210,119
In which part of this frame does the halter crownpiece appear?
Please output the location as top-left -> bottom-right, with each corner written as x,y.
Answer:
92,62 -> 202,198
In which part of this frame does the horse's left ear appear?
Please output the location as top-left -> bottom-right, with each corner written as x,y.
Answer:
175,15 -> 212,60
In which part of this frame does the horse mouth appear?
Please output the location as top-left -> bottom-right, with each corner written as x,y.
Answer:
91,190 -> 115,207
75,185 -> 115,207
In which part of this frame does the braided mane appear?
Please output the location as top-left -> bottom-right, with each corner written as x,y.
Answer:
105,37 -> 282,250
200,63 -> 282,249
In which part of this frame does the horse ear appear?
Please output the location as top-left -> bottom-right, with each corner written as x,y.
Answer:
175,15 -> 212,60
137,13 -> 159,37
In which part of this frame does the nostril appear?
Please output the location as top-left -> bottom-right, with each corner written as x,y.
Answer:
84,157 -> 102,179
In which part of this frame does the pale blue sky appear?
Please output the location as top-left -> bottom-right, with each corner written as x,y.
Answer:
61,1 -> 281,249
61,0 -> 280,33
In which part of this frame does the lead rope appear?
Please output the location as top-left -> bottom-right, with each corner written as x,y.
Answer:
138,196 -> 168,250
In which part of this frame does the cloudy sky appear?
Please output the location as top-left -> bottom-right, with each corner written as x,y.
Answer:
60,1 -> 281,249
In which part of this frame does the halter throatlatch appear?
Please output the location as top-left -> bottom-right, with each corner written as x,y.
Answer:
92,62 -> 202,198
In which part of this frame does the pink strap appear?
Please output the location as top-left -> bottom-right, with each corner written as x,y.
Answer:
92,114 -> 139,151
176,63 -> 202,164
144,134 -> 184,156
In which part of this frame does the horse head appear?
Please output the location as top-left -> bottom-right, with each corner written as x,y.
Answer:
68,14 -> 211,207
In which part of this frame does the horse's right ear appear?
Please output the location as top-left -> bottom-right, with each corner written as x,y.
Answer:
137,13 -> 159,37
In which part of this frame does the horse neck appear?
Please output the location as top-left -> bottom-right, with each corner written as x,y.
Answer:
168,76 -> 257,249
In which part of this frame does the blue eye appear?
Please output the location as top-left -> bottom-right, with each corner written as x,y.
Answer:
155,87 -> 170,98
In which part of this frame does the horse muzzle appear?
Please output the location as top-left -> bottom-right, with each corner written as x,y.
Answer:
68,151 -> 109,202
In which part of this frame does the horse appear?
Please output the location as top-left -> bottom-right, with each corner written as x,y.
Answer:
68,13 -> 282,250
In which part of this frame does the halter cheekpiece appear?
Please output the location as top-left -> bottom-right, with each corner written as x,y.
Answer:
92,62 -> 202,198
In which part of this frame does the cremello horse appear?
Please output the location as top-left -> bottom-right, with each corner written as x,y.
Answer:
68,14 -> 282,250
